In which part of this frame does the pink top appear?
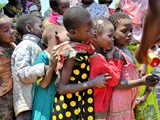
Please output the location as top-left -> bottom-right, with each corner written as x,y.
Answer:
49,11 -> 63,25
119,0 -> 148,41
107,49 -> 139,120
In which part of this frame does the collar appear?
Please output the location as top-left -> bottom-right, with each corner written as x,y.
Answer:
22,34 -> 40,44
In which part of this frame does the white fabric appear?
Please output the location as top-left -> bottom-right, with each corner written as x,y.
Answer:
11,34 -> 45,116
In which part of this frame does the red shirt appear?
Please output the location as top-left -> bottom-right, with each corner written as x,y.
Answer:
90,53 -> 123,112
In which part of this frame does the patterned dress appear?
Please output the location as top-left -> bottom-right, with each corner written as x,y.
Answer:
52,41 -> 95,120
52,53 -> 94,120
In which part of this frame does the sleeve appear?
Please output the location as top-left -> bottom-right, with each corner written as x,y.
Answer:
12,45 -> 45,84
106,58 -> 123,86
90,56 -> 123,87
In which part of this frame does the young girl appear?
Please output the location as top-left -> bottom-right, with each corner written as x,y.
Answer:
11,14 -> 51,120
107,13 -> 159,120
49,0 -> 69,25
0,14 -> 16,120
52,7 -> 111,120
90,18 -> 123,120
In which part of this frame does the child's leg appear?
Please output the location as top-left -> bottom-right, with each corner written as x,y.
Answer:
95,112 -> 107,120
0,90 -> 13,120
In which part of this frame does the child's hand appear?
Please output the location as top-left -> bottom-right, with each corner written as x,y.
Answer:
106,46 -> 117,58
92,73 -> 112,88
136,87 -> 152,105
142,74 -> 159,87
49,54 -> 58,70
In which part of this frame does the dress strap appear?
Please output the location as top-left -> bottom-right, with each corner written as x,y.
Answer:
115,48 -> 130,64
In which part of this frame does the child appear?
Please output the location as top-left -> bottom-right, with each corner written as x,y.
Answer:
0,14 -> 16,120
75,0 -> 110,18
52,7 -> 111,120
90,18 -> 123,120
11,14 -> 49,120
49,0 -> 69,25
32,25 -> 69,120
107,13 -> 159,120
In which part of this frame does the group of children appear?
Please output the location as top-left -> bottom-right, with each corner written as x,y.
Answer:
0,2 -> 160,120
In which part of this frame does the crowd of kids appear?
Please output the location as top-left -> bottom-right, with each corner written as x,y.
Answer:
0,0 -> 160,120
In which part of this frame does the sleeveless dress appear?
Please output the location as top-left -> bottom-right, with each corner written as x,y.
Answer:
52,53 -> 94,120
107,49 -> 139,120
52,41 -> 95,120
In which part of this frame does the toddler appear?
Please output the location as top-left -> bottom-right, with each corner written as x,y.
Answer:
32,25 -> 69,120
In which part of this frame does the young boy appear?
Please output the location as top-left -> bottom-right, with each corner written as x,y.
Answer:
11,14 -> 51,120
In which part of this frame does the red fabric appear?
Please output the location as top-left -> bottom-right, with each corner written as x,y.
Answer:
90,54 -> 123,112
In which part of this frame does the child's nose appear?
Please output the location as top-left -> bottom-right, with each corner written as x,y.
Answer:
128,31 -> 132,37
111,36 -> 114,42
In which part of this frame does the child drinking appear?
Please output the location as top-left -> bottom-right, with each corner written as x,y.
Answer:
32,25 -> 69,120
90,18 -> 123,120
11,14 -> 51,120
49,0 -> 70,25
0,14 -> 16,120
107,12 -> 159,120
52,7 -> 111,120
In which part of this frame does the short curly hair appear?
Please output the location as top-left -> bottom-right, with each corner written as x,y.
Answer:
63,7 -> 91,32
108,13 -> 131,29
92,17 -> 113,34
16,14 -> 39,36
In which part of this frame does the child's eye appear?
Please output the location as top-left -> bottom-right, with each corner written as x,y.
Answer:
121,30 -> 128,34
108,34 -> 113,37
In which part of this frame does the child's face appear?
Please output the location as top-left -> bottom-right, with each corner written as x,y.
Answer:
0,16 -> 16,45
114,19 -> 133,46
57,0 -> 69,15
96,24 -> 114,50
30,17 -> 42,38
73,18 -> 93,43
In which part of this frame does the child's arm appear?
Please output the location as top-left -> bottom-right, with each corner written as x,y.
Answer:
58,58 -> 111,94
115,74 -> 159,89
40,55 -> 57,88
136,87 -> 152,104
12,45 -> 46,84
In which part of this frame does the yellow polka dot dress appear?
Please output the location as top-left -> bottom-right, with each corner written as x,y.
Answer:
52,53 -> 94,120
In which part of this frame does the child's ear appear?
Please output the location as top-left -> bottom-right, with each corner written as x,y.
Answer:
55,31 -> 61,44
92,33 -> 98,42
69,29 -> 76,37
25,24 -> 32,33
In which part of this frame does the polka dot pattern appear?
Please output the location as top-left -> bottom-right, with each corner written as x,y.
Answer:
52,53 -> 94,120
